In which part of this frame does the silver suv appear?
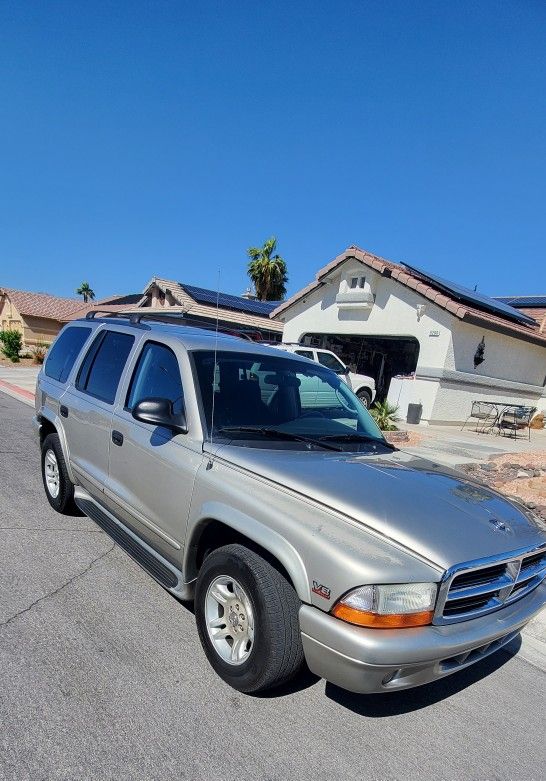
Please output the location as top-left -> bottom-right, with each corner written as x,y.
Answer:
34,314 -> 546,694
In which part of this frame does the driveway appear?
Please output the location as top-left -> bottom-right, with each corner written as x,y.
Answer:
1,392 -> 545,781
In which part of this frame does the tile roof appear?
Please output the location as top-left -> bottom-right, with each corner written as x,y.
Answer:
61,294 -> 142,321
270,246 -> 546,346
0,287 -> 85,321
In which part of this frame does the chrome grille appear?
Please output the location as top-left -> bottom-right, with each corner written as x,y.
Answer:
434,544 -> 546,625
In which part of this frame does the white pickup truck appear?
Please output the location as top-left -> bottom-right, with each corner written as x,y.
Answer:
273,343 -> 376,408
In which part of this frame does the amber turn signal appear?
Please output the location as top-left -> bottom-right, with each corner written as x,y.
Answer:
331,603 -> 434,628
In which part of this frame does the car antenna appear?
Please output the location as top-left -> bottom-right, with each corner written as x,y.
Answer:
207,268 -> 221,469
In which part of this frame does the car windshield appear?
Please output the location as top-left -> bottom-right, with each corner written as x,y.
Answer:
192,349 -> 385,449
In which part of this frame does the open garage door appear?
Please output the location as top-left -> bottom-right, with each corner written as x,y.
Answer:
300,333 -> 420,402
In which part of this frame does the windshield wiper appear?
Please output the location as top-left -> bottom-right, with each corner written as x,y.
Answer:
319,433 -> 396,450
216,426 -> 342,452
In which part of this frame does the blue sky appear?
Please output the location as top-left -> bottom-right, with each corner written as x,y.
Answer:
1,1 -> 545,301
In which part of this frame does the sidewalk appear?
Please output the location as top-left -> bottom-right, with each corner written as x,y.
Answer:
0,365 -> 39,407
399,420 -> 546,467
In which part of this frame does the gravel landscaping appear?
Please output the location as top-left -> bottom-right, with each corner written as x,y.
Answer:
458,451 -> 546,523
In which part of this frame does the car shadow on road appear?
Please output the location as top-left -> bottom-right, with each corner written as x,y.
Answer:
324,636 -> 522,716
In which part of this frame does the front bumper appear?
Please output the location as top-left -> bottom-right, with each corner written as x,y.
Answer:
299,582 -> 545,693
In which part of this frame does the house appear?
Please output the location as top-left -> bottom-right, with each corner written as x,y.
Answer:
0,287 -> 145,347
125,277 -> 283,340
271,246 -> 546,425
0,287 -> 87,346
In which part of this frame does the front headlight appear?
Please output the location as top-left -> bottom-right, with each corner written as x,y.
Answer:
331,583 -> 438,628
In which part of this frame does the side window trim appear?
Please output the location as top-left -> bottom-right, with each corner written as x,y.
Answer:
76,331 -> 106,391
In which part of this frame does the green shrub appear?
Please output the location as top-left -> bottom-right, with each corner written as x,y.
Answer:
370,400 -> 401,431
0,330 -> 22,362
31,341 -> 49,364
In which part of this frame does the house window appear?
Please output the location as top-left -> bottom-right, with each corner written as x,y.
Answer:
349,276 -> 366,289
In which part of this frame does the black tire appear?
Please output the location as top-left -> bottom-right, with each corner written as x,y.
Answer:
195,544 -> 304,693
41,433 -> 77,514
357,389 -> 372,409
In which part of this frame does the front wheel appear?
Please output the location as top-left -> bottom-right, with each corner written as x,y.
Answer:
357,389 -> 372,409
195,544 -> 304,693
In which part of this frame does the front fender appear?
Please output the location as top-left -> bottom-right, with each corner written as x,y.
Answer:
185,501 -> 311,602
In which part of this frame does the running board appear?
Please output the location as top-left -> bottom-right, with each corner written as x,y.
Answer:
75,492 -> 186,594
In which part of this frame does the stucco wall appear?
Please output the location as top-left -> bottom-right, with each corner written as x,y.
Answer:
0,296 -> 23,332
23,316 -> 60,345
448,319 -> 545,386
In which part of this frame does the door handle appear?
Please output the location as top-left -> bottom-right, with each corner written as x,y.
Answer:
112,430 -> 124,446
60,405 -> 68,418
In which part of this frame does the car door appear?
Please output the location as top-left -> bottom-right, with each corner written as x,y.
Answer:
61,327 -> 136,497
104,338 -> 202,564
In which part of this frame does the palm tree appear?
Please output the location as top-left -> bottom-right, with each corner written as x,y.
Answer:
369,400 -> 401,431
247,237 -> 288,301
76,282 -> 95,303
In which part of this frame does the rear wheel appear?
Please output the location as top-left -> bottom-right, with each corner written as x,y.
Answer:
41,433 -> 77,514
357,389 -> 372,409
195,544 -> 304,693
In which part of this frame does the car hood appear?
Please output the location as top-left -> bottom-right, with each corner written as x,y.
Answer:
216,445 -> 545,570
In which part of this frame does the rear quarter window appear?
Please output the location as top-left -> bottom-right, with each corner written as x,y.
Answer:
44,326 -> 92,383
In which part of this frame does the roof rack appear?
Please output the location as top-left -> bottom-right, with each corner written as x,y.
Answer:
83,309 -> 265,340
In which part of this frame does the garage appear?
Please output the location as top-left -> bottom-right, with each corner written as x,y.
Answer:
299,333 -> 420,402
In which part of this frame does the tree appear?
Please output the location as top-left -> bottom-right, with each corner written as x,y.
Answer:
246,237 -> 288,301
0,330 -> 22,362
76,282 -> 95,303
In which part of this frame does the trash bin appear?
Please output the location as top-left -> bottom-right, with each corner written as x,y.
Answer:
406,403 -> 422,424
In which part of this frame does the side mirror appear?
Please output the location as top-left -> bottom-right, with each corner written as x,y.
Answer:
131,397 -> 188,434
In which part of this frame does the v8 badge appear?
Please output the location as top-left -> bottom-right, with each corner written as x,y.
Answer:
312,580 -> 331,600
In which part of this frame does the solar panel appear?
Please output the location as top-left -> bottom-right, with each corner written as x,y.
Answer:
182,283 -> 278,316
401,263 -> 537,327
494,296 -> 546,308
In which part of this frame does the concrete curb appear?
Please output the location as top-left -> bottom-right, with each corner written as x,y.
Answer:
0,379 -> 35,407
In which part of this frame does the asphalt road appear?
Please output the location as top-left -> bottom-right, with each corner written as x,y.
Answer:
1,392 -> 545,781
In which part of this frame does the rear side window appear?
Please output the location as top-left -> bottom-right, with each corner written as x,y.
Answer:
76,330 -> 135,404
294,349 -> 313,359
45,326 -> 92,383
126,341 -> 184,414
317,351 -> 345,373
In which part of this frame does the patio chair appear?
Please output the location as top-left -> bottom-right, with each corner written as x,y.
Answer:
461,401 -> 499,434
497,406 -> 536,440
